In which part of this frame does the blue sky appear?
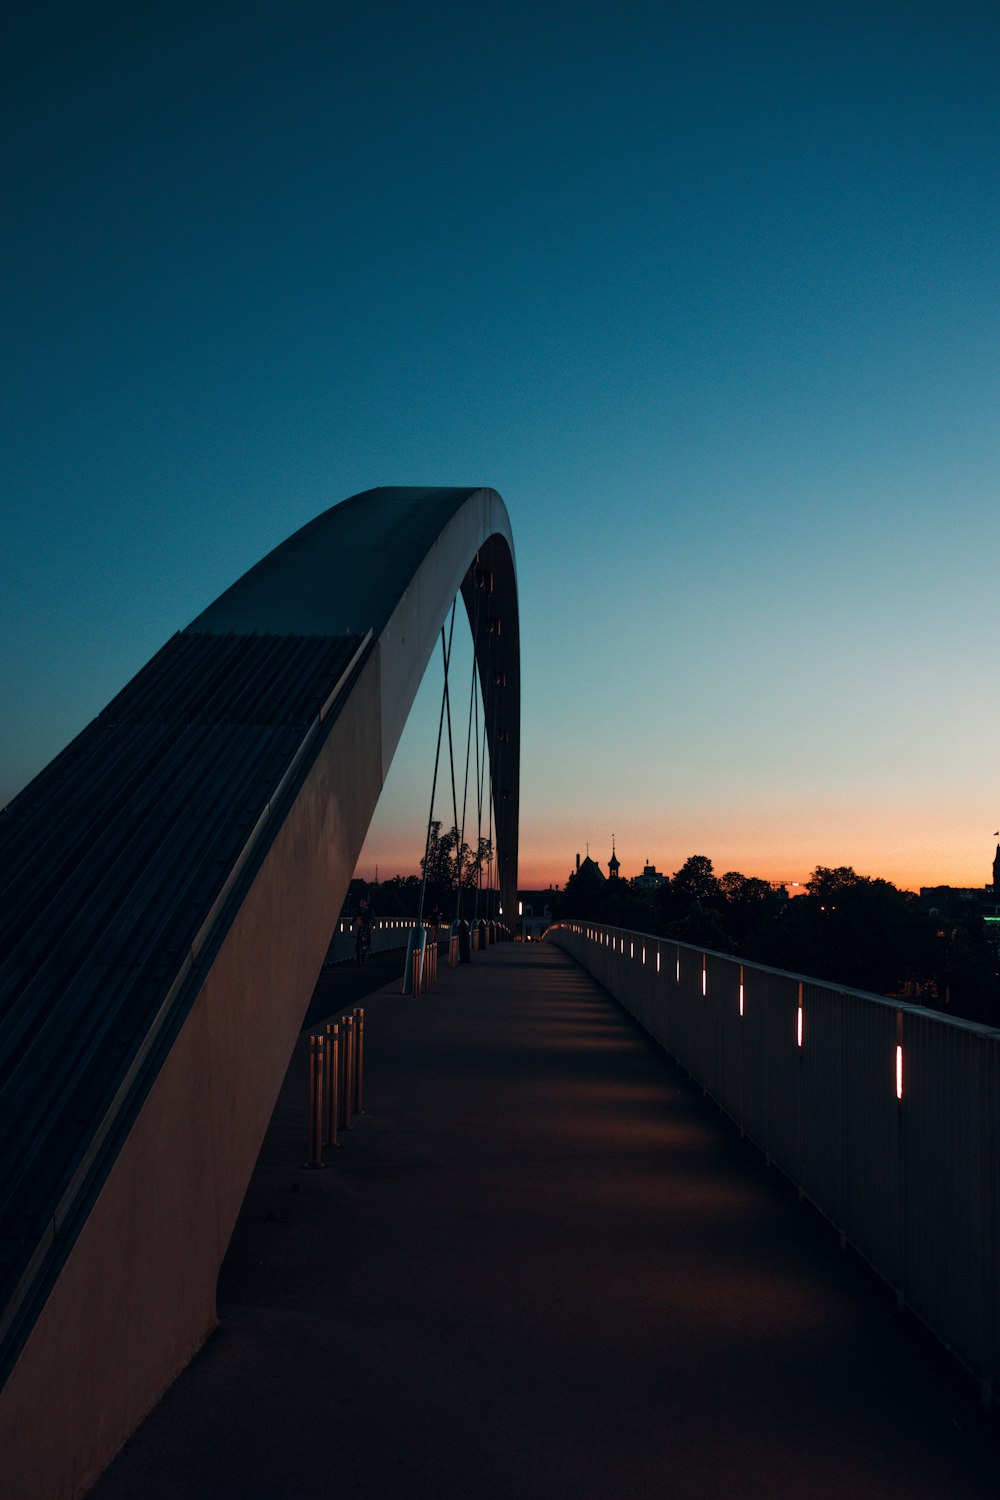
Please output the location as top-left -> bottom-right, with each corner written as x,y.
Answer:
3,0 -> 998,890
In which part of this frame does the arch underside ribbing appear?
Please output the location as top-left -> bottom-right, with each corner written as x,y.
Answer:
0,487 -> 519,1499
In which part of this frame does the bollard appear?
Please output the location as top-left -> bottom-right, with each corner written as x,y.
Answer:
325,1022 -> 339,1147
339,1013 -> 355,1130
457,918 -> 472,963
402,922 -> 426,994
477,917 -> 489,949
353,1007 -> 365,1113
337,1015 -> 348,1129
307,1033 -> 325,1167
347,1012 -> 357,1114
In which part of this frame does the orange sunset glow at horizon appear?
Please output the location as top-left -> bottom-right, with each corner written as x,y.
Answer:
360,813 -> 999,898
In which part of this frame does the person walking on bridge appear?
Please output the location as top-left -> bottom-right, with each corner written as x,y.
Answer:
354,898 -> 374,965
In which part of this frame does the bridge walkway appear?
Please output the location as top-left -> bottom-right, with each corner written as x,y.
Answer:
90,942 -> 999,1499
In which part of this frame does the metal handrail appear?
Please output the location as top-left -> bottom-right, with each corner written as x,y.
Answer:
546,918 -> 1000,1404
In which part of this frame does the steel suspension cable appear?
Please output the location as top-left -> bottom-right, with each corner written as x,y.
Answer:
441,619 -> 462,923
456,579 -> 481,923
484,614 -> 497,919
472,678 -> 482,923
416,601 -> 458,928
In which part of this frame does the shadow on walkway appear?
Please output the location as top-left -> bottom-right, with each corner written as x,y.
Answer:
90,943 -> 1000,1499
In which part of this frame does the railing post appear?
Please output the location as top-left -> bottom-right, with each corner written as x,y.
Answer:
307,1033 -> 325,1167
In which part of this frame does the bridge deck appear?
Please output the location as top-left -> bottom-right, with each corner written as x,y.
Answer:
90,942 -> 999,1498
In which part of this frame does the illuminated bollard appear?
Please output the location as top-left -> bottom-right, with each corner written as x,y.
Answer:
457,918 -> 472,963
324,1021 -> 339,1147
340,1013 -> 355,1130
347,1012 -> 357,1121
307,1033 -> 325,1168
353,1007 -> 365,1114
402,922 -> 426,994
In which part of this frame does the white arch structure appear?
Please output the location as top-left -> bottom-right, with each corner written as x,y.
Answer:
0,487 -> 519,1499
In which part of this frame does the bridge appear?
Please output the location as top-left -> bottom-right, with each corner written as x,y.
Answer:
88,942 -> 1000,1497
1,489 -> 998,1497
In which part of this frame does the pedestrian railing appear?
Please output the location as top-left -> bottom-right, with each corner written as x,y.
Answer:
325,918 -> 415,964
546,920 -> 1000,1404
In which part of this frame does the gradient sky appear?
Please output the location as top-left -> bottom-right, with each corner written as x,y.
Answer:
3,1 -> 997,894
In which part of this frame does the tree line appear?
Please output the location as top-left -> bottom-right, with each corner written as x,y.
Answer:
554,855 -> 1000,1025
343,822 -> 495,922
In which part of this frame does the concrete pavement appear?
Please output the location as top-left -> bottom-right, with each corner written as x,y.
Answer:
89,942 -> 1000,1498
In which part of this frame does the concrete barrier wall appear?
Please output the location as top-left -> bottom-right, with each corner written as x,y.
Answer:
325,917 -> 415,964
546,921 -> 1000,1403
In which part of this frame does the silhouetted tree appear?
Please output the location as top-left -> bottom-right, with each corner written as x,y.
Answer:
375,874 -> 421,917
926,916 -> 1000,1024
718,871 -> 779,955
546,846 -> 1000,1024
420,822 -> 492,909
773,866 -> 931,996
656,854 -> 721,928
667,899 -> 735,952
602,882 -> 657,932
672,854 -> 720,906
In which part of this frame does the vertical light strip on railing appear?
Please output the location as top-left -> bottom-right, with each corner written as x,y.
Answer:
544,917 -> 1000,1401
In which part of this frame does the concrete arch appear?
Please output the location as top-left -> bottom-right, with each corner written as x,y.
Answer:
0,487 -> 519,1500
186,485 -> 520,921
